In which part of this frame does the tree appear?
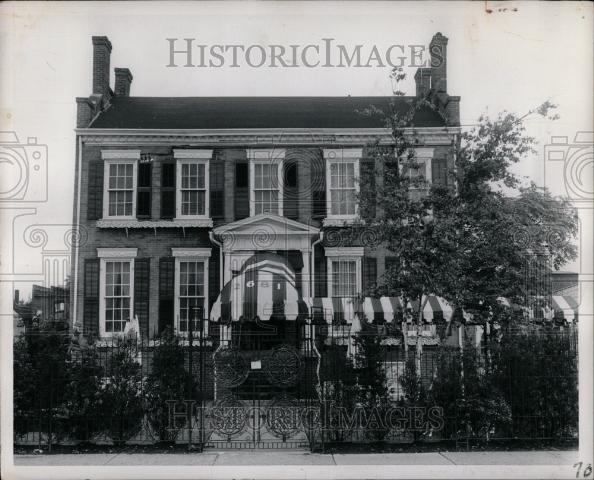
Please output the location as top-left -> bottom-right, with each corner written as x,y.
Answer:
351,69 -> 578,343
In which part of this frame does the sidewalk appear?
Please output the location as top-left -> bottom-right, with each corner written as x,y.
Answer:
14,449 -> 579,466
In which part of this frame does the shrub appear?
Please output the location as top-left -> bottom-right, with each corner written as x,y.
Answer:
96,338 -> 144,445
144,328 -> 198,442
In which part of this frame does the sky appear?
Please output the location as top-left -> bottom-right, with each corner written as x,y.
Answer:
0,1 -> 592,299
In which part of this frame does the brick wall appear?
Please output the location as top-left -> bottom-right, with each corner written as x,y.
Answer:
73,140 -> 457,338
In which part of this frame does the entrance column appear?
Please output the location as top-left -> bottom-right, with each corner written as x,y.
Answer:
301,250 -> 310,299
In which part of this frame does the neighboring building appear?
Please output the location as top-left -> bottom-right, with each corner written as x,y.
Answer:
71,33 -> 460,339
13,286 -> 69,335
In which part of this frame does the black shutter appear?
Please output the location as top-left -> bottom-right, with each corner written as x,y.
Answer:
234,162 -> 249,220
360,159 -> 376,219
431,157 -> 448,187
158,257 -> 175,333
210,160 -> 224,222
83,258 -> 100,337
311,158 -> 326,219
160,161 -> 176,219
87,160 -> 104,220
314,244 -> 327,297
363,257 -> 377,294
284,161 -> 299,220
134,258 -> 150,338
208,248 -> 220,315
137,162 -> 152,219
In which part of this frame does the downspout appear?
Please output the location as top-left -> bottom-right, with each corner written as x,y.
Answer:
208,231 -> 223,402
72,135 -> 83,333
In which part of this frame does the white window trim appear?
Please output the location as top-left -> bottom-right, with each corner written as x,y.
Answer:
98,248 -> 138,337
324,148 -> 362,222
326,247 -> 364,298
102,152 -> 139,219
248,149 -> 285,217
174,149 -> 213,220
173,248 -> 211,335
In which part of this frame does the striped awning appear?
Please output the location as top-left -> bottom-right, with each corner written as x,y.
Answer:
210,252 -> 307,322
304,295 -> 454,325
551,295 -> 578,322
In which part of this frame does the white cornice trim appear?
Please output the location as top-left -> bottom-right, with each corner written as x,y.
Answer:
97,248 -> 138,258
101,149 -> 141,159
171,248 -> 212,258
173,149 -> 213,159
78,127 -> 460,136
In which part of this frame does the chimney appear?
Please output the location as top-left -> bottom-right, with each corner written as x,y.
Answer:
114,68 -> 133,96
429,32 -> 448,93
414,68 -> 432,97
92,36 -> 112,96
14,289 -> 20,304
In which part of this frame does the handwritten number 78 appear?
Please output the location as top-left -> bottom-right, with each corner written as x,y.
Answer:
574,462 -> 593,478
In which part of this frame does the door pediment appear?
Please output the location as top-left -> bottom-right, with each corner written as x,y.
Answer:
214,214 -> 319,252
214,214 -> 319,236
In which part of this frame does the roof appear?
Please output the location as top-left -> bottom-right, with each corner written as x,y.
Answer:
88,96 -> 446,130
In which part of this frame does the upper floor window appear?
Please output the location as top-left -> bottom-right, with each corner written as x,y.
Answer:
174,149 -> 212,219
102,150 -> 140,219
324,148 -> 361,223
249,149 -> 285,216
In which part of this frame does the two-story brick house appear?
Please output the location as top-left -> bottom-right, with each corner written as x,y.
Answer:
71,33 -> 461,340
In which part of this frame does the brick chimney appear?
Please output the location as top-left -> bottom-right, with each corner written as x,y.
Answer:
92,36 -> 112,96
14,289 -> 20,304
114,68 -> 133,96
414,68 -> 432,97
429,32 -> 448,93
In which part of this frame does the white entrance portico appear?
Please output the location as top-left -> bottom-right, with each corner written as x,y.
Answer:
213,214 -> 320,298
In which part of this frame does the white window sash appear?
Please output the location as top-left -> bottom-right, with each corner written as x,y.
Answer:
324,149 -> 361,220
248,149 -> 285,217
173,251 -> 210,335
175,159 -> 210,219
327,255 -> 362,298
103,159 -> 138,219
99,257 -> 135,337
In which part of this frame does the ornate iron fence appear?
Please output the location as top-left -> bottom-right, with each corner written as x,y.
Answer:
13,320 -> 578,451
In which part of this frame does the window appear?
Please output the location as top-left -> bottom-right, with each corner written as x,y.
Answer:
330,162 -> 356,216
178,261 -> 205,331
173,248 -> 211,334
102,151 -> 140,219
324,149 -> 361,222
332,260 -> 357,297
249,149 -> 285,216
254,163 -> 280,214
326,247 -> 364,298
97,248 -> 137,337
174,150 -> 212,219
180,162 -> 206,215
105,261 -> 131,332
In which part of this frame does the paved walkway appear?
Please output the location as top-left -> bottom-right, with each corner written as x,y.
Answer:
14,449 -> 579,466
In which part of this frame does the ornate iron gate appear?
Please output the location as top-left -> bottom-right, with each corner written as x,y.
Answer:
203,321 -> 319,449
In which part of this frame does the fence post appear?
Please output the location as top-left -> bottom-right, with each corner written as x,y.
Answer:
188,307 -> 194,451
